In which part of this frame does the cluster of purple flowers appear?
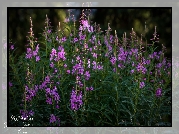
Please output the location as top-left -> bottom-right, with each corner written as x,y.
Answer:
117,47 -> 128,62
56,36 -> 67,43
110,56 -> 117,65
50,45 -> 66,62
20,109 -> 34,120
49,114 -> 60,126
92,61 -> 103,70
79,19 -> 93,33
136,62 -> 147,74
86,86 -> 94,91
70,89 -> 83,111
26,44 -> 40,62
39,75 -> 60,108
84,71 -> 90,80
25,85 -> 39,102
72,63 -> 84,75
39,75 -> 51,90
45,86 -> 60,108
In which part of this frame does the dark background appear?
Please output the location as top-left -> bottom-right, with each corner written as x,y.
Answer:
8,8 -> 172,58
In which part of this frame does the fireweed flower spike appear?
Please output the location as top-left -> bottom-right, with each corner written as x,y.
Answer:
70,89 -> 83,111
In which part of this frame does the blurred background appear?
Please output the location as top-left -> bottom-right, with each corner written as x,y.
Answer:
8,8 -> 171,58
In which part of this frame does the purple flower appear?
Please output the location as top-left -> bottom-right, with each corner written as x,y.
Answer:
50,114 -> 56,123
45,76 -> 50,83
73,38 -> 78,43
28,110 -> 34,116
146,59 -> 150,65
54,68 -> 58,73
81,20 -> 90,30
136,63 -> 147,74
70,89 -> 83,111
20,110 -> 29,120
87,59 -> 91,68
156,63 -> 162,68
56,81 -> 60,85
86,86 -> 94,91
57,50 -> 66,61
156,88 -> 162,97
84,43 -> 88,49
20,110 -> 34,120
110,35 -> 113,43
56,105 -> 59,109
131,48 -> 138,55
131,69 -> 134,74
90,86 -> 93,91
78,67 -> 84,75
89,48 -> 92,52
84,71 -> 90,80
93,53 -> 97,58
92,61 -> 97,70
97,64 -> 103,70
86,87 -> 89,91
50,62 -> 54,68
50,48 -> 57,61
110,57 -> 117,65
139,82 -> 145,88
47,29 -> 51,33
61,37 -> 67,42
76,55 -> 80,61
92,35 -> 96,41
33,44 -> 39,56
64,64 -> 67,68
46,97 -> 52,104
89,25 -> 93,32
36,56 -> 40,62
33,51 -> 38,56
67,70 -> 70,74
79,34 -> 86,40
45,88 -> 51,94
26,48 -> 33,59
